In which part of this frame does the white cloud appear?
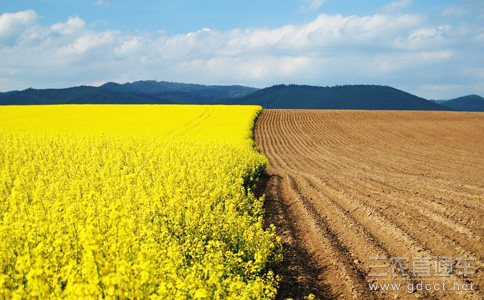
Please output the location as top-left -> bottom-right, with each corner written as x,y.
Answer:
51,17 -> 85,35
392,25 -> 452,50
0,10 -> 37,43
55,30 -> 118,59
475,31 -> 484,42
115,37 -> 144,56
419,50 -> 452,61
300,0 -> 328,12
375,50 -> 452,73
380,0 -> 412,14
222,13 -> 424,53
177,55 -> 311,82
442,6 -> 468,18
0,8 -> 483,99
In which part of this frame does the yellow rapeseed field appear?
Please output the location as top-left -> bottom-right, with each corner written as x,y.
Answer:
0,105 -> 281,299
0,105 -> 260,145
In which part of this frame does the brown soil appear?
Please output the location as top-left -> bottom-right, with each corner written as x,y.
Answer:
255,110 -> 484,300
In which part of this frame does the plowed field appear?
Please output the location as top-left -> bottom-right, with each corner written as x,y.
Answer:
255,110 -> 484,299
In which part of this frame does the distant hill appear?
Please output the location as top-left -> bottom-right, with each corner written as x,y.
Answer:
0,86 -> 166,105
223,84 -> 451,111
0,81 -> 258,105
429,100 -> 448,105
1,81 -> 480,111
434,95 -> 484,112
101,80 -> 258,104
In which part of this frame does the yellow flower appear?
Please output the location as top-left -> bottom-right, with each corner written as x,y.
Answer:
0,105 -> 280,299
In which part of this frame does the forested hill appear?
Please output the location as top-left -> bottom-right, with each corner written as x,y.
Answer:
0,86 -> 164,105
101,80 -> 258,101
2,81 -> 481,111
432,95 -> 484,112
222,84 -> 451,111
0,81 -> 257,105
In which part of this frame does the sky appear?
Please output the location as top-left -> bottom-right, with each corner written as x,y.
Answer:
0,0 -> 483,99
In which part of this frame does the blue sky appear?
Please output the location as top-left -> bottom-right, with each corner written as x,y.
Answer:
1,0 -> 483,98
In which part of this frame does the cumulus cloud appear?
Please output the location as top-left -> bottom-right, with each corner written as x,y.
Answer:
51,17 -> 85,35
115,37 -> 144,56
0,7 -> 483,99
57,31 -> 116,57
0,10 -> 37,44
